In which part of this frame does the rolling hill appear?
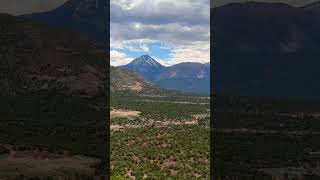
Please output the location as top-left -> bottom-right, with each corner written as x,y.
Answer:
110,66 -> 158,94
155,62 -> 210,94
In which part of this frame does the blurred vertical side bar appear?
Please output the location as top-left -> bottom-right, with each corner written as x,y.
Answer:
0,0 -> 110,179
210,0 -> 215,180
212,0 -> 320,179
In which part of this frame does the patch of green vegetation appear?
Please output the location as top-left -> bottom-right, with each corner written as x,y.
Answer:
111,125 -> 209,179
111,93 -> 209,121
110,176 -> 128,180
111,93 -> 210,179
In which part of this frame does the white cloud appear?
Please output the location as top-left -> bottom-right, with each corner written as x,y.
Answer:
110,39 -> 126,49
154,42 -> 210,66
169,42 -> 210,64
153,57 -> 173,67
111,38 -> 155,53
139,44 -> 150,52
110,50 -> 133,66
111,22 -> 209,43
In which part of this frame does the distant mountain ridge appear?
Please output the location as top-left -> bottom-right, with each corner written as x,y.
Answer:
120,55 -> 210,94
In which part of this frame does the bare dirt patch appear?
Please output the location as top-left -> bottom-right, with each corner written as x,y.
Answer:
111,108 -> 141,119
119,82 -> 144,92
0,146 -> 99,177
158,120 -> 198,126
162,161 -> 176,167
110,120 -> 199,131
156,131 -> 174,139
110,111 -> 210,131
192,113 -> 210,120
141,99 -> 209,105
127,82 -> 143,92
110,124 -> 142,131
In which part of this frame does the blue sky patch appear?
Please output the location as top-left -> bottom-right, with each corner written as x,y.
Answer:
111,41 -> 172,62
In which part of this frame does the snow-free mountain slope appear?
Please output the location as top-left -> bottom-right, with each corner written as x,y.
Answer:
121,55 -> 165,81
120,55 -> 210,94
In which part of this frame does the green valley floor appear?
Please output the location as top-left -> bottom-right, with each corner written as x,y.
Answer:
110,93 -> 210,179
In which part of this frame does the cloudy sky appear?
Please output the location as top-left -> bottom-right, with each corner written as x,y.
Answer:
110,0 -> 210,66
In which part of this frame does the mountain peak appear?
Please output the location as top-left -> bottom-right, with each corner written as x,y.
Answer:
140,54 -> 152,59
131,55 -> 163,67
121,55 -> 164,81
